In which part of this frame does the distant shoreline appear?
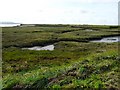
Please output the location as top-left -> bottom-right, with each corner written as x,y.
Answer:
0,23 -> 119,27
0,23 -> 21,27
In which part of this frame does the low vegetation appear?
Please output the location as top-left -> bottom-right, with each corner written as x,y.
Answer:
2,24 -> 120,89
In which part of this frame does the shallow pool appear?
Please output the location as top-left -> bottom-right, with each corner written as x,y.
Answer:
22,45 -> 54,51
91,36 -> 120,43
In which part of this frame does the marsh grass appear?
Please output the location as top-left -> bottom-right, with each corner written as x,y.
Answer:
2,25 -> 119,89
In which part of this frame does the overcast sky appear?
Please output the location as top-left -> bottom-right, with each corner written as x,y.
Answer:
0,0 -> 119,25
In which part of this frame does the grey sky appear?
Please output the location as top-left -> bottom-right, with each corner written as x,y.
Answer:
0,0 -> 119,25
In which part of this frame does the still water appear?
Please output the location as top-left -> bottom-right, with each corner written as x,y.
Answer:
22,45 -> 54,51
91,36 -> 120,43
0,24 -> 20,27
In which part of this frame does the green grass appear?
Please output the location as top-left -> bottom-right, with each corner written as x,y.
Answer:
2,24 -> 120,89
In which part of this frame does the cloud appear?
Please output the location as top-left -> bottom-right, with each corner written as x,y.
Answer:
80,10 -> 89,14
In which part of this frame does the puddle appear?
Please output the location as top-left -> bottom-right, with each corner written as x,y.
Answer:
85,29 -> 93,31
22,45 -> 54,51
91,36 -> 120,43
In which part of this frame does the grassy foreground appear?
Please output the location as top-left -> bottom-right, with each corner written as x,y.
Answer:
2,25 -> 120,89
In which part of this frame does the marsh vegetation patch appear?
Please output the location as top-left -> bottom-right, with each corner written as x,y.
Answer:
2,25 -> 120,89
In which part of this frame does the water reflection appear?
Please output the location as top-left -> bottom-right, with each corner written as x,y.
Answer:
22,45 -> 54,51
91,36 -> 120,43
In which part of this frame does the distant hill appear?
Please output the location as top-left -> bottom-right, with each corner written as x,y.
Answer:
0,22 -> 20,24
